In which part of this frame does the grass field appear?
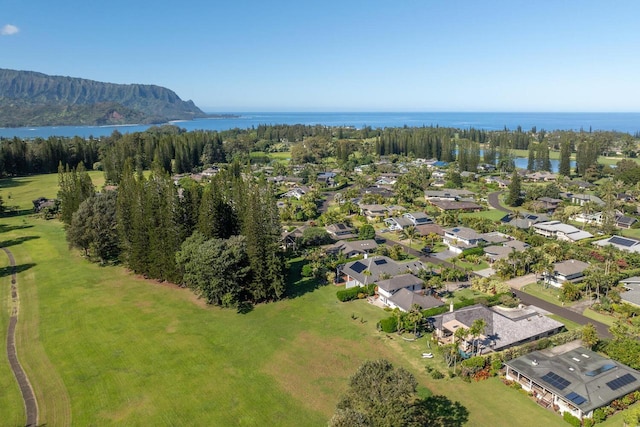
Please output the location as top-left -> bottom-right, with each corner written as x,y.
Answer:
0,172 -> 604,426
583,307 -> 617,327
460,209 -> 506,222
521,282 -> 564,306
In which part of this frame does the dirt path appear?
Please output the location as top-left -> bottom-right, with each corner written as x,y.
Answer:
3,247 -> 39,427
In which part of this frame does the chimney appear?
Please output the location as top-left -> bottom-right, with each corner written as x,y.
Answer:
449,301 -> 454,312
364,253 -> 368,259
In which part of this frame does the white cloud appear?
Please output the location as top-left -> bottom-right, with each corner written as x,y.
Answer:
1,24 -> 19,36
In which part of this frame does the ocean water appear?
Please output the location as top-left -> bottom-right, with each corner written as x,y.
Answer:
1,112 -> 639,139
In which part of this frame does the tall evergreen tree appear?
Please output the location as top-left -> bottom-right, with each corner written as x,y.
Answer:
527,144 -> 535,171
505,170 -> 523,207
559,139 -> 571,176
58,161 -> 94,225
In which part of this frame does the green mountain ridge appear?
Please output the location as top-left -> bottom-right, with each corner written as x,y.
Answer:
0,68 -> 207,127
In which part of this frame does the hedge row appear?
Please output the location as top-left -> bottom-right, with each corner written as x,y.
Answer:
337,284 -> 376,302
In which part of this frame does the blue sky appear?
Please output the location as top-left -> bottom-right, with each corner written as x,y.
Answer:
2,0 -> 640,112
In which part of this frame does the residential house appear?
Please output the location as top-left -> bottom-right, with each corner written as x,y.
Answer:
317,172 -> 337,187
431,170 -> 447,180
443,226 -> 487,253
533,221 -> 593,242
483,239 -> 529,263
543,259 -> 589,288
384,216 -> 414,231
430,200 -> 482,212
403,212 -> 433,226
375,175 -> 397,186
525,171 -> 558,182
281,185 -> 310,200
376,273 -> 443,312
484,176 -> 510,188
431,304 -> 564,354
533,197 -> 562,212
615,214 -> 637,229
325,223 -> 357,240
415,223 -> 445,239
501,212 -> 550,229
325,240 -> 378,258
571,212 -> 603,226
424,189 -> 475,201
376,274 -> 423,306
280,226 -> 308,250
359,204 -> 389,221
593,236 -> 640,254
505,343 -> 640,420
569,194 -> 605,207
620,277 -> 640,308
361,186 -> 395,198
339,256 -> 427,288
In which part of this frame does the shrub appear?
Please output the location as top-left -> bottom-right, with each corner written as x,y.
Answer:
430,370 -> 444,379
582,418 -> 594,427
562,412 -> 581,427
379,316 -> 398,333
301,264 -> 314,277
592,408 -> 606,423
337,287 -> 361,302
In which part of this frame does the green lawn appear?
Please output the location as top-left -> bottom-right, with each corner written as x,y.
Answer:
461,209 -> 506,222
621,227 -> 640,239
521,282 -> 564,306
0,172 -> 571,426
547,314 -> 582,331
583,307 -> 617,327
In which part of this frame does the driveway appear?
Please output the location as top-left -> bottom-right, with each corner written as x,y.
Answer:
505,273 -> 537,290
487,191 -> 511,213
431,250 -> 458,261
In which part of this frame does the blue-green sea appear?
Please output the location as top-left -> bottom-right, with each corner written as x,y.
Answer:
1,112 -> 639,139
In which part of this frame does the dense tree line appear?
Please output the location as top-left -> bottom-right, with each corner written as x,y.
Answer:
65,160 -> 285,307
3,125 -> 637,179
0,136 -> 99,176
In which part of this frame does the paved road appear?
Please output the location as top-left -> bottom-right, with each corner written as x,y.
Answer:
3,247 -> 38,427
487,191 -> 511,213
512,289 -> 612,339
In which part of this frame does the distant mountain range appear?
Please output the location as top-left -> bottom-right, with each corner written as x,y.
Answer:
0,68 -> 210,127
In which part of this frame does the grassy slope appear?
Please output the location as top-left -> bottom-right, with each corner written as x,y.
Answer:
0,173 -> 572,426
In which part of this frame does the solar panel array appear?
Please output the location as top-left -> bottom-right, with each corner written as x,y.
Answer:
374,259 -> 387,266
606,373 -> 637,391
565,392 -> 587,406
609,236 -> 635,247
541,372 -> 571,390
351,261 -> 367,274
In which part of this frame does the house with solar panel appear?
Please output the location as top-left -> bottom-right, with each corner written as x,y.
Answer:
593,235 -> 640,254
505,342 -> 640,420
339,256 -> 426,289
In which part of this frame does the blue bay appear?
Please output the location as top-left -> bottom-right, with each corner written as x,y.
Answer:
1,112 -> 640,139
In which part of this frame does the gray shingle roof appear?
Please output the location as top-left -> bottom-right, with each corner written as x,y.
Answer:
506,344 -> 640,414
387,288 -> 443,312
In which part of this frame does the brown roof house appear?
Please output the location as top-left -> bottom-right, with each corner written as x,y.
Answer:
543,259 -> 589,288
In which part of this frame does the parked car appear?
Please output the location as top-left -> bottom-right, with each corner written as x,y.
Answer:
420,246 -> 432,254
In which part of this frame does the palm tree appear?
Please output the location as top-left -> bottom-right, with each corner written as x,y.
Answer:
470,318 -> 487,356
407,304 -> 424,336
401,225 -> 418,251
453,326 -> 468,369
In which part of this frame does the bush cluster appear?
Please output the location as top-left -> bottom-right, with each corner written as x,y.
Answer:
336,284 -> 375,302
